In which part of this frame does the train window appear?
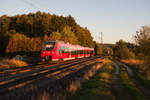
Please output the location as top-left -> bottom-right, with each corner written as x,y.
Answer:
84,51 -> 86,54
82,50 -> 84,54
62,49 -> 64,53
80,50 -> 82,54
71,50 -> 76,55
59,46 -> 69,53
72,51 -> 74,55
78,50 -> 80,54
44,41 -> 55,51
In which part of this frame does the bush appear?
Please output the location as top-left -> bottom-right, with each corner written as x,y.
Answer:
0,58 -> 28,69
113,40 -> 135,59
95,43 -> 102,55
5,33 -> 42,56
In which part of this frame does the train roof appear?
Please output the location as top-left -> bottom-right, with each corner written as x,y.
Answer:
44,40 -> 94,50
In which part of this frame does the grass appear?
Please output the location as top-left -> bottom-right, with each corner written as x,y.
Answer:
96,57 -> 112,64
121,59 -> 144,65
121,59 -> 150,91
132,68 -> 150,90
0,58 -> 28,69
121,59 -> 147,75
67,63 -> 115,100
119,63 -> 147,100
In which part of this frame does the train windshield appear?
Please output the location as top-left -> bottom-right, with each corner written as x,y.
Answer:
44,41 -> 56,51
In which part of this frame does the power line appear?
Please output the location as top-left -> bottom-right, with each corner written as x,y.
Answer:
21,0 -> 41,11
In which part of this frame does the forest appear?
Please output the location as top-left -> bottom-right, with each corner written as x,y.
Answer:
0,11 -> 102,56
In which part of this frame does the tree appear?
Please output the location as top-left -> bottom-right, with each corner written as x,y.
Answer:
113,40 -> 135,59
95,43 -> 103,55
50,31 -> 61,40
76,26 -> 94,47
0,11 -> 96,56
50,15 -> 66,33
5,33 -> 42,56
134,25 -> 150,56
5,33 -> 29,54
61,26 -> 78,44
66,15 -> 77,32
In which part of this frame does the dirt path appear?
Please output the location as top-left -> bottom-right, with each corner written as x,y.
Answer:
120,62 -> 150,99
111,63 -> 133,100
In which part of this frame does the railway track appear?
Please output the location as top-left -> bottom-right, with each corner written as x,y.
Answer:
0,58 -> 81,78
0,56 -> 98,97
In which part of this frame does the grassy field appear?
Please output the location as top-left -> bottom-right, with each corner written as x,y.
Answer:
119,63 -> 147,100
121,59 -> 150,91
67,63 -> 115,100
132,67 -> 150,91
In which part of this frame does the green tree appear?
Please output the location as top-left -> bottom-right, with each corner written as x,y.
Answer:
61,26 -> 78,44
134,25 -> 150,56
76,26 -> 94,47
113,40 -> 135,59
134,25 -> 150,68
66,15 -> 77,32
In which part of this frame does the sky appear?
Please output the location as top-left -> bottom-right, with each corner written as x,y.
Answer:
0,0 -> 150,44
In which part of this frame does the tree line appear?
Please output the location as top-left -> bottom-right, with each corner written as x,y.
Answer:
0,11 -> 102,56
113,25 -> 150,80
113,25 -> 150,61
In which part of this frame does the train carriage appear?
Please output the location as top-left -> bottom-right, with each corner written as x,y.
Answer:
41,40 -> 94,61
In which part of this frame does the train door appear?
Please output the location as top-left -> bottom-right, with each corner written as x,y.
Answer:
63,47 -> 70,59
58,47 -> 63,59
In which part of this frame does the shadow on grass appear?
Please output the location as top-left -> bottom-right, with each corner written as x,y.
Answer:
67,63 -> 115,100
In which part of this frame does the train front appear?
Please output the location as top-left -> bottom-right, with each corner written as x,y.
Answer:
41,41 -> 56,61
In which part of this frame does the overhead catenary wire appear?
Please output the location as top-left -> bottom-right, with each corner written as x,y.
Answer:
21,0 -> 41,11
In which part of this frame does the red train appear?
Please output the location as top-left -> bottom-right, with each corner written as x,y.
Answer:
41,40 -> 95,61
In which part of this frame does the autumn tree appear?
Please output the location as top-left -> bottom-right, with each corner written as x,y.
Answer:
94,43 -> 103,55
50,31 -> 61,40
65,15 -> 77,32
43,34 -> 50,42
113,40 -> 135,59
5,33 -> 29,54
134,25 -> 150,56
5,33 -> 42,56
61,26 -> 78,44
76,26 -> 94,47
0,11 -> 95,56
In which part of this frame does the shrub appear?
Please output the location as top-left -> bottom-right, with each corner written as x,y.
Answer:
0,58 -> 28,69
